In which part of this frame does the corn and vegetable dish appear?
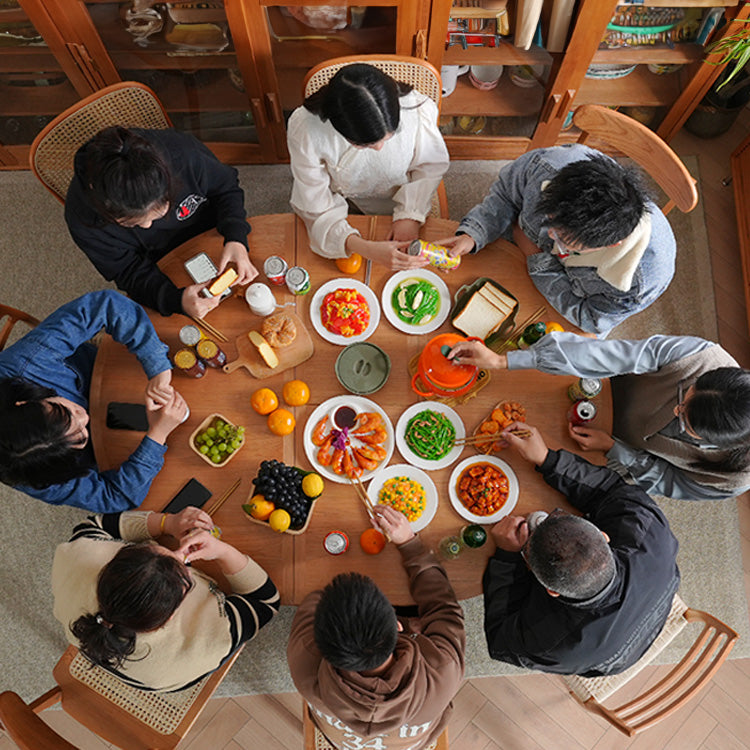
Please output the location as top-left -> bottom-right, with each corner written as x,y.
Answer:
378,476 -> 426,522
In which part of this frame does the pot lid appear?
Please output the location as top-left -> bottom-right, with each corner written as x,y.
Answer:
335,342 -> 391,395
420,333 -> 477,388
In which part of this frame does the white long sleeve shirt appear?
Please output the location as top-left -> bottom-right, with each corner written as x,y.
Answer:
288,91 -> 449,258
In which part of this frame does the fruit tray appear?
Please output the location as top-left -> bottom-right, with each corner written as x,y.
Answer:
189,413 -> 245,467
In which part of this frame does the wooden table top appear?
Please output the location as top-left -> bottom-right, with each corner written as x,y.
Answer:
90,214 -> 611,605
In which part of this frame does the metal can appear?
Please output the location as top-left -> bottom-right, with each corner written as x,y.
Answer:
567,399 -> 597,426
173,348 -> 206,378
196,338 -> 227,368
324,530 -> 349,555
286,266 -> 311,295
568,377 -> 602,401
264,255 -> 288,286
178,324 -> 203,347
408,239 -> 462,270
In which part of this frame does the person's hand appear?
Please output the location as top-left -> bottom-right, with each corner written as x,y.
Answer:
490,515 -> 528,553
568,424 -> 615,452
181,283 -> 221,318
447,340 -> 506,369
389,219 -> 421,243
164,506 -> 214,538
502,422 -> 549,466
435,234 -> 475,258
373,504 -> 415,545
346,234 -> 427,271
146,389 -> 188,445
177,528 -> 225,563
219,240 -> 258,286
145,370 -> 173,407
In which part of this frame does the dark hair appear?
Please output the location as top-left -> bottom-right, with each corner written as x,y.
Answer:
687,367 -> 750,472
81,126 -> 171,223
313,572 -> 398,671
527,515 -> 615,600
303,64 -> 413,146
0,377 -> 88,489
71,544 -> 192,670
537,153 -> 649,248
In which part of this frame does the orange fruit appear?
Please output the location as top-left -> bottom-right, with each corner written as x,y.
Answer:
360,528 -> 387,555
545,321 -> 565,334
250,387 -> 278,415
247,495 -> 274,521
335,253 -> 363,274
267,408 -> 296,436
282,379 -> 310,407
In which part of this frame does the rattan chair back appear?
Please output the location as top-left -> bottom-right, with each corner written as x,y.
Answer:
30,82 -> 172,204
562,594 -> 738,737
0,304 -> 39,351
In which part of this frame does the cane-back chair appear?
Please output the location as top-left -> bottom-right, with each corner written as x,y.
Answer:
0,304 -> 39,350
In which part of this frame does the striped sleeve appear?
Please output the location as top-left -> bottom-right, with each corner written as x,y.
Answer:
68,511 -> 151,542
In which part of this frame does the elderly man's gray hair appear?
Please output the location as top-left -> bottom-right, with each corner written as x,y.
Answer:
527,515 -> 615,600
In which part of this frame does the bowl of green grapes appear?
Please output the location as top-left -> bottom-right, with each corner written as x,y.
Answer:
190,413 -> 245,467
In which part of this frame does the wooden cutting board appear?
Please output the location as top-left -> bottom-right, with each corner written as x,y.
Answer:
223,311 -> 314,379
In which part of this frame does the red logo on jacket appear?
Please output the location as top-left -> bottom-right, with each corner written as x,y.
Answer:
176,194 -> 206,221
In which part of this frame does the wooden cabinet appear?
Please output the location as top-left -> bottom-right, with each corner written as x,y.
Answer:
0,0 -> 747,168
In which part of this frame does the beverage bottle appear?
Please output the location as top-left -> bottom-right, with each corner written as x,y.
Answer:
460,524 -> 488,548
438,535 -> 464,560
517,321 -> 547,349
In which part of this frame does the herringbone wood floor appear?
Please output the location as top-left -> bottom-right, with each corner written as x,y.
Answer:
3,114 -> 750,750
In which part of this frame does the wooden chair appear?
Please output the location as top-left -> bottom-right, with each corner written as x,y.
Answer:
303,704 -> 449,750
29,81 -> 172,204
0,645 -> 243,750
572,104 -> 699,216
302,54 -> 449,219
562,594 -> 738,737
0,304 -> 39,350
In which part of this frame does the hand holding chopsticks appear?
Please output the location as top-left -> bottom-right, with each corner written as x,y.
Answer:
453,427 -> 533,447
348,475 -> 392,543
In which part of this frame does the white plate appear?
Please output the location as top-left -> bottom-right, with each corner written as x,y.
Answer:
310,278 -> 381,345
366,464 -> 438,533
395,401 -> 465,471
448,455 -> 519,524
381,269 -> 451,334
303,395 -> 394,484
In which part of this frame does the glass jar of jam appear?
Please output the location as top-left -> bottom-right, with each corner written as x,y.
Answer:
196,338 -> 227,368
173,348 -> 206,378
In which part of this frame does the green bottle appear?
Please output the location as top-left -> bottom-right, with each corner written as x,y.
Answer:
518,321 -> 547,350
461,524 -> 488,548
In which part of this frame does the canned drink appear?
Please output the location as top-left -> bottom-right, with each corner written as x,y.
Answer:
173,348 -> 206,378
568,378 -> 602,401
324,530 -> 349,555
408,239 -> 461,270
178,324 -> 203,347
264,255 -> 288,286
286,266 -> 311,295
196,338 -> 227,368
568,400 -> 597,426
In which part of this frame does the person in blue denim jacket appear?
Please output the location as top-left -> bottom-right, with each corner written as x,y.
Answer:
438,144 -> 676,336
0,291 -> 186,512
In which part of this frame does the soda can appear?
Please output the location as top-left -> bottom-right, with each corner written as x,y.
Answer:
568,377 -> 602,401
286,266 -> 311,295
324,530 -> 349,555
178,324 -> 203,347
408,239 -> 461,270
264,255 -> 288,286
196,338 -> 227,368
173,348 -> 206,378
567,400 -> 597,426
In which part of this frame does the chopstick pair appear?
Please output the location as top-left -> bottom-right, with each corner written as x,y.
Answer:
189,315 -> 228,343
348,474 -> 391,542
454,429 -> 533,446
206,477 -> 241,517
493,305 -> 547,355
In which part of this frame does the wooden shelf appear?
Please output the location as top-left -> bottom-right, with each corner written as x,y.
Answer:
441,74 -> 544,117
443,42 -> 552,66
576,64 -> 686,106
592,43 -> 705,65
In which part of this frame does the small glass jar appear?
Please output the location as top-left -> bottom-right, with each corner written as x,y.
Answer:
438,535 -> 464,560
196,338 -> 227,368
173,348 -> 206,378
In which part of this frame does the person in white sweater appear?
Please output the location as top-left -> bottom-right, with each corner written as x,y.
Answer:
288,63 -> 449,269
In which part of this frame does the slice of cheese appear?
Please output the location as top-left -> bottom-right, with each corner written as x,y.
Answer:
248,330 -> 279,369
208,268 -> 238,297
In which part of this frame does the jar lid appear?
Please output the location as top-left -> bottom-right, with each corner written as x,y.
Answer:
335,342 -> 391,395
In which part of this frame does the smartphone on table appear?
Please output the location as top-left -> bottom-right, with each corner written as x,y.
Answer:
162,478 -> 212,514
106,402 -> 148,431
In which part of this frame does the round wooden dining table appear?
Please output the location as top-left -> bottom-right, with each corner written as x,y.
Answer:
90,214 -> 611,605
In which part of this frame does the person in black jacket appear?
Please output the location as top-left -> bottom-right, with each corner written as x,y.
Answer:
483,422 -> 680,676
65,126 -> 258,317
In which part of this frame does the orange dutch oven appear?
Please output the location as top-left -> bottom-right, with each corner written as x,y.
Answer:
411,333 -> 482,398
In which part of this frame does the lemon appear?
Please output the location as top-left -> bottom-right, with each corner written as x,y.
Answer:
268,508 -> 291,533
545,321 -> 564,334
247,495 -> 274,521
302,473 -> 324,498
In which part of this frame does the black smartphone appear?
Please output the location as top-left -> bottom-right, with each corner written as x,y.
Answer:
162,478 -> 212,514
106,402 -> 149,431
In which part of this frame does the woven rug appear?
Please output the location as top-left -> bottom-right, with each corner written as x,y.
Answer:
0,156 -> 747,702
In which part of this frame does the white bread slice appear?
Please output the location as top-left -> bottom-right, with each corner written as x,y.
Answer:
479,283 -> 516,315
248,330 -> 279,368
208,268 -> 238,296
452,292 -> 507,339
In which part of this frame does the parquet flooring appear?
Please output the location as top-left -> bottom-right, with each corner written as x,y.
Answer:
3,114 -> 750,749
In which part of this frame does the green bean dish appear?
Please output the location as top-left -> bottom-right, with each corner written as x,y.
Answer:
405,410 -> 456,460
391,278 -> 440,325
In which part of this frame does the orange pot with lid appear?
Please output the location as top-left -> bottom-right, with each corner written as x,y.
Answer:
411,333 -> 482,398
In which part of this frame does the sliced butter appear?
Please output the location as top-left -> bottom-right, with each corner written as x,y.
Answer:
208,268 -> 238,296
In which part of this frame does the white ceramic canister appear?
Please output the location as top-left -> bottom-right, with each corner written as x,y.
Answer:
245,282 -> 277,316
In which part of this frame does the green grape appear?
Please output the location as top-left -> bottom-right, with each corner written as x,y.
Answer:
211,454 -> 223,463
218,442 -> 227,452
226,445 -> 234,454
231,439 -> 241,449
206,427 -> 217,437
209,447 -> 219,456
215,420 -> 225,429
204,438 -> 213,447
199,445 -> 209,454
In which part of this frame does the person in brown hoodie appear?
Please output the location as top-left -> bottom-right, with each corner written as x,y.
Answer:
287,505 -> 465,750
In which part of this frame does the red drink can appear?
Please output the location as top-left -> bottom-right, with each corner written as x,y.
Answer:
264,256 -> 288,286
324,531 -> 349,555
408,239 -> 461,270
196,338 -> 227,368
568,400 -> 597,426
173,348 -> 206,378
